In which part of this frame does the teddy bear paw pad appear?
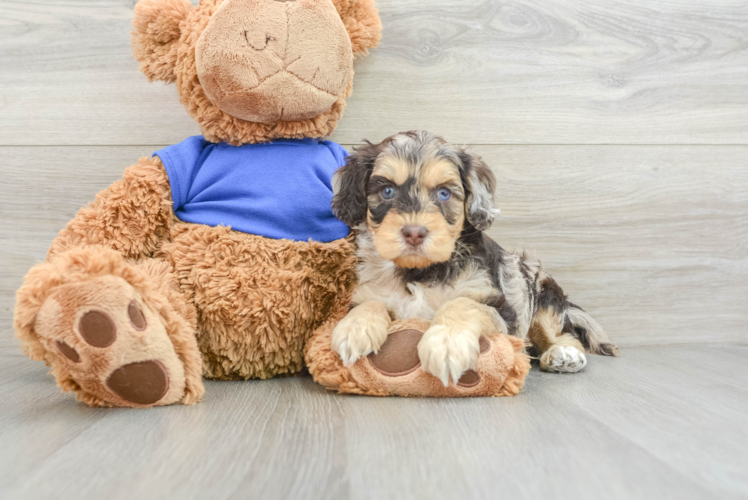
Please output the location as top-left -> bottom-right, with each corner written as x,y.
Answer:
368,329 -> 423,376
34,276 -> 187,407
309,317 -> 531,398
106,360 -> 169,405
368,329 -> 491,386
78,310 -> 117,347
457,369 -> 480,387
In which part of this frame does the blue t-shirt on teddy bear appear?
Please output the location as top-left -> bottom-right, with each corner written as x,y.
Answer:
154,136 -> 350,242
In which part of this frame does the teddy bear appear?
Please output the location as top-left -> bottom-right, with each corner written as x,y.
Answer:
306,317 -> 530,397
13,0 -> 382,408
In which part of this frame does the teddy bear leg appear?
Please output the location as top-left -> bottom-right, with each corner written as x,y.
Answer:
14,246 -> 204,408
307,317 -> 531,397
161,226 -> 358,381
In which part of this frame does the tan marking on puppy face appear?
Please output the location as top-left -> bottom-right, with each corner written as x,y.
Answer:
366,148 -> 466,269
420,158 -> 463,192
413,210 -> 463,264
371,156 -> 413,186
370,211 -> 433,267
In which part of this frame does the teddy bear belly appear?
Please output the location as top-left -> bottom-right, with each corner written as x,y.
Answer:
159,221 -> 357,380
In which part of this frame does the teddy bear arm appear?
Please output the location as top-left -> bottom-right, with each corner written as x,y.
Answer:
48,156 -> 176,261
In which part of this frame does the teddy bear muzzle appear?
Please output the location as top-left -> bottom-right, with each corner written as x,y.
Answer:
195,0 -> 354,123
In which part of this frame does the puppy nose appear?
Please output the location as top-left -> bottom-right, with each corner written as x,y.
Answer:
402,225 -> 428,247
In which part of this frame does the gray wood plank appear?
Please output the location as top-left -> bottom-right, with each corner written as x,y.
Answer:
0,355 -> 111,494
0,375 -> 347,499
533,345 -> 748,498
2,1 -> 748,146
333,348 -> 747,500
483,144 -> 748,347
1,342 -> 746,500
2,145 -> 746,349
0,145 -> 157,352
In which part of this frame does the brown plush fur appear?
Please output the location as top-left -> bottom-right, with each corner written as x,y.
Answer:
14,246 -> 204,407
195,0 -> 354,123
159,225 -> 357,380
305,316 -> 531,397
15,0 -> 379,407
132,0 -> 193,84
132,0 -> 381,145
48,156 -> 175,260
334,0 -> 381,57
15,157 -> 357,405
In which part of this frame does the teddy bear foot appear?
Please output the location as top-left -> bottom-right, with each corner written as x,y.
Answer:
306,318 -> 531,398
34,275 -> 190,407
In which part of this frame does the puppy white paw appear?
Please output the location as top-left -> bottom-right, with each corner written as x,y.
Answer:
417,324 -> 481,387
541,345 -> 587,373
331,311 -> 389,366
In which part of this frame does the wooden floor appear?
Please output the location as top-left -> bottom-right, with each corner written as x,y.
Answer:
1,343 -> 746,500
1,0 -> 748,498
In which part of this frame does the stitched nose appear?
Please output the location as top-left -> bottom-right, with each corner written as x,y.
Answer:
402,226 -> 428,247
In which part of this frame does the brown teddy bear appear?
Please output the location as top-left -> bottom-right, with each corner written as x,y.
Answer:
13,0 -> 381,408
306,317 -> 530,397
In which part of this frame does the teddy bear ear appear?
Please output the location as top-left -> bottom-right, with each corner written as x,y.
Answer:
131,0 -> 193,83
333,0 -> 383,57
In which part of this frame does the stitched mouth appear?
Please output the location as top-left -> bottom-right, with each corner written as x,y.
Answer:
232,3 -> 341,96
195,0 -> 353,123
245,32 -> 275,51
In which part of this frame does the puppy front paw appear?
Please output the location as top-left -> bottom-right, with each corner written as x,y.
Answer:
331,311 -> 390,366
540,345 -> 588,373
417,324 -> 481,387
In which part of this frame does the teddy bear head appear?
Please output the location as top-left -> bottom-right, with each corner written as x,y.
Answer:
132,0 -> 381,145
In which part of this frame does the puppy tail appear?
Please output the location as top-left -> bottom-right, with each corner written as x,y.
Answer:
565,306 -> 620,357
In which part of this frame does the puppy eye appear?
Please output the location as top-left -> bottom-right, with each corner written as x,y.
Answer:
381,186 -> 395,200
437,188 -> 451,201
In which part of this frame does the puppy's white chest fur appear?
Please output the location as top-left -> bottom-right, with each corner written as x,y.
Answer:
354,279 -> 445,321
353,248 -> 496,321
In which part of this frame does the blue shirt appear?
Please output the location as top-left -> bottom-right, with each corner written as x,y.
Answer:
154,136 -> 350,242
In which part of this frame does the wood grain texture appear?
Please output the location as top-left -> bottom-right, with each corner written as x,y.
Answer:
1,0 -> 748,145
482,145 -> 748,347
1,342 -> 746,500
2,145 -> 746,349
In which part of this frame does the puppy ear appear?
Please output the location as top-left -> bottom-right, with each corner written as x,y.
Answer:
458,150 -> 499,231
332,0 -> 383,57
131,0 -> 192,83
332,141 -> 381,227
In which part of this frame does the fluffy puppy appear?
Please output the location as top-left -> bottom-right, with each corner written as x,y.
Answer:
331,131 -> 619,386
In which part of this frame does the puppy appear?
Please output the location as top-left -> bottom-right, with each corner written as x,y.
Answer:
330,131 -> 619,386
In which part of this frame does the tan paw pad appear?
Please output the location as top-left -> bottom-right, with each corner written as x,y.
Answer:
310,317 -> 530,398
106,360 -> 169,405
127,301 -> 147,331
56,341 -> 80,363
368,329 -> 423,376
364,322 -> 492,392
34,276 -> 187,407
79,310 -> 117,347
